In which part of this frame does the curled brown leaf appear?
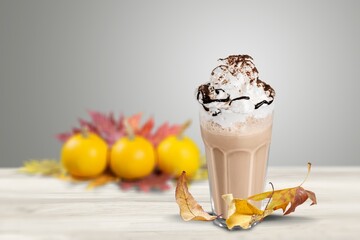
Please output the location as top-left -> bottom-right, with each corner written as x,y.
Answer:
175,171 -> 216,221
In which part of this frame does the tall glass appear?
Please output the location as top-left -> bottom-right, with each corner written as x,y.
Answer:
199,109 -> 273,228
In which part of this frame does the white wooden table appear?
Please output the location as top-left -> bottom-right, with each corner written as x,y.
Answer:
0,167 -> 359,240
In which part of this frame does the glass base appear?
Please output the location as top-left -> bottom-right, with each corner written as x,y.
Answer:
213,218 -> 228,229
212,217 -> 260,230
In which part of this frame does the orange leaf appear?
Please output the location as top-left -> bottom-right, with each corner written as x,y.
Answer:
127,113 -> 142,131
175,171 -> 216,221
86,173 -> 119,190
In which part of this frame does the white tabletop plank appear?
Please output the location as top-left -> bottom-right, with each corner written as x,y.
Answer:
0,167 -> 359,240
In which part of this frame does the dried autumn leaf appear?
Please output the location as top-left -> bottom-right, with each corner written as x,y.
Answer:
87,111 -> 124,145
19,159 -> 65,176
88,111 -> 117,136
136,117 -> 154,138
87,173 -> 119,190
56,132 -> 73,143
248,187 -> 316,215
223,194 -> 264,229
248,163 -> 317,215
149,123 -> 182,146
127,113 -> 142,132
175,163 -> 317,230
221,163 -> 316,230
56,111 -> 126,145
175,171 -> 216,221
56,111 -> 182,147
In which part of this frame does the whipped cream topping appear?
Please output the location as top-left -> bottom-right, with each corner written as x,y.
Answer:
196,55 -> 275,126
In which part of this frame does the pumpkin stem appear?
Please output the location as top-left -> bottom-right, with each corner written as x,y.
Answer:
81,126 -> 89,138
123,118 -> 135,140
177,120 -> 192,139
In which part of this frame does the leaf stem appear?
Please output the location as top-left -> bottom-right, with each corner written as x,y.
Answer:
299,162 -> 312,187
264,182 -> 274,212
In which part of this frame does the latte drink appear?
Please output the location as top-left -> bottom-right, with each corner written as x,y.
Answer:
200,113 -> 273,218
196,55 -> 275,225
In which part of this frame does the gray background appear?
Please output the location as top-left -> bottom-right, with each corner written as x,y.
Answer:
0,0 -> 359,167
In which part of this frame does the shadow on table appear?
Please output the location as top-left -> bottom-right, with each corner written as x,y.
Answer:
167,214 -> 214,224
262,214 -> 316,224
167,213 -> 316,225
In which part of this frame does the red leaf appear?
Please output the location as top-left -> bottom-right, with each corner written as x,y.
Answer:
56,111 -> 181,148
78,119 -> 98,133
283,187 -> 310,215
72,128 -> 81,134
168,125 -> 182,135
108,112 -> 116,126
117,114 -> 125,130
149,123 -> 182,146
87,111 -> 125,145
306,190 -> 317,206
137,117 -> 154,138
55,133 -> 72,143
88,111 -> 117,135
150,123 -> 169,145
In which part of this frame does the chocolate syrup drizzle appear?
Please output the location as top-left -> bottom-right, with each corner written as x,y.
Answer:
197,54 -> 275,116
255,99 -> 274,109
229,96 -> 250,105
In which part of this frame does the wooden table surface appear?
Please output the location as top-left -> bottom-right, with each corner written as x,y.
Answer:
0,167 -> 359,240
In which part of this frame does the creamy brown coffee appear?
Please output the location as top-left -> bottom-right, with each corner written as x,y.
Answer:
200,115 -> 273,218
196,55 -> 275,221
